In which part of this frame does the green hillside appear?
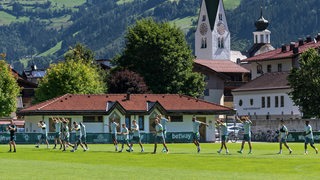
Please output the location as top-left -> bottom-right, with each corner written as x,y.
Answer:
0,0 -> 318,73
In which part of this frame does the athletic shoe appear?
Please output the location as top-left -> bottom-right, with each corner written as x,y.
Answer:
316,149 -> 318,154
13,149 -> 16,153
70,149 -> 75,152
248,151 -> 252,154
277,152 -> 282,154
304,151 -> 308,155
289,150 -> 292,154
53,147 -> 56,149
141,149 -> 144,152
226,151 -> 229,154
197,147 -> 201,153
83,149 -> 87,152
217,150 -> 221,154
35,145 -> 39,148
237,150 -> 243,154
8,150 -> 11,152
166,150 -> 169,154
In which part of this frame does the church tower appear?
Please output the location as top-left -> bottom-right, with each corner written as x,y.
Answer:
253,8 -> 271,44
247,7 -> 274,57
195,0 -> 230,60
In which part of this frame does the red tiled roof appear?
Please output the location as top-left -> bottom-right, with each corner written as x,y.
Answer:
18,94 -> 234,115
194,59 -> 249,73
233,71 -> 290,92
243,40 -> 320,62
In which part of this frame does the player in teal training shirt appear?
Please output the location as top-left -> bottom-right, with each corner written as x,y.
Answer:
237,116 -> 252,154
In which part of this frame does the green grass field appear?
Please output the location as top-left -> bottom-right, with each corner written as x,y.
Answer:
0,142 -> 318,179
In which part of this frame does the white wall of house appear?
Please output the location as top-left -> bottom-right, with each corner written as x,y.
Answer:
233,89 -> 301,117
250,58 -> 292,79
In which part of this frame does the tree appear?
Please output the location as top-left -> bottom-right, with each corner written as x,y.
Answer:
64,43 -> 95,65
34,60 -> 106,103
288,48 -> 320,118
0,58 -> 20,117
114,18 -> 205,97
107,69 -> 149,94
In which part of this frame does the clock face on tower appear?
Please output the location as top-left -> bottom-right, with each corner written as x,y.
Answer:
217,22 -> 226,35
199,23 -> 208,35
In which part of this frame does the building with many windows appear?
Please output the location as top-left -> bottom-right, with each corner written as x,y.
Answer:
233,34 -> 320,123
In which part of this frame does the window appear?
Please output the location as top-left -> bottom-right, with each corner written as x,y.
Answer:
138,116 -> 144,130
280,96 -> 284,107
218,37 -> 224,48
255,35 -> 258,43
267,65 -> 272,73
278,64 -> 282,72
204,74 -> 209,81
202,15 -> 206,21
257,65 -> 263,74
266,34 -> 269,43
125,116 -> 131,128
250,99 -> 254,106
261,97 -> 265,108
275,96 -> 279,107
219,13 -> 223,20
204,89 -> 209,96
260,34 -> 264,43
239,99 -> 243,106
267,96 -> 270,108
83,116 -> 103,123
170,115 -> 183,122
201,38 -> 207,48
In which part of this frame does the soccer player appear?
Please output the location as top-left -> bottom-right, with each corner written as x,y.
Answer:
152,118 -> 169,154
61,118 -> 72,151
304,120 -> 318,154
7,120 -> 17,152
52,117 -> 62,149
278,120 -> 292,154
118,123 -> 130,152
216,119 -> 229,154
80,122 -> 89,150
192,116 -> 208,153
110,118 -> 119,151
158,114 -> 170,152
237,116 -> 252,154
128,120 -> 144,152
71,121 -> 86,152
35,121 -> 49,148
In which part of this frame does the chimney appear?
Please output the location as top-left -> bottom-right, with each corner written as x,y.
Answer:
281,44 -> 287,52
236,58 -> 241,64
306,35 -> 312,43
293,47 -> 299,54
316,33 -> 320,42
126,92 -> 131,100
289,42 -> 295,51
298,38 -> 304,46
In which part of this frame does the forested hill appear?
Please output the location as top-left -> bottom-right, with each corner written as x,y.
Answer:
0,0 -> 319,73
